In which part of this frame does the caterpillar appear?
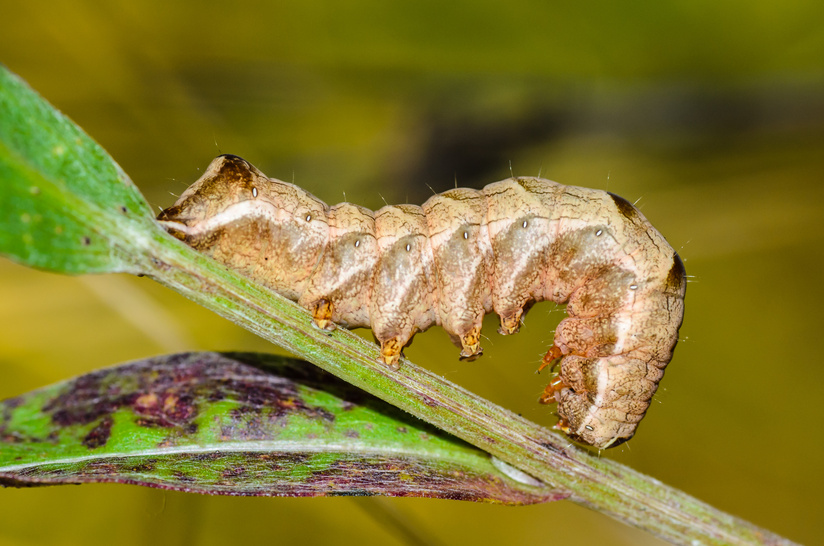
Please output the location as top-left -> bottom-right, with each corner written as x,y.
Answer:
157,154 -> 686,449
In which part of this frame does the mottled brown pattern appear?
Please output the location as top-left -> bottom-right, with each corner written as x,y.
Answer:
157,155 -> 686,448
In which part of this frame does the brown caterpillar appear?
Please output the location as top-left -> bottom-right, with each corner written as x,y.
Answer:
158,154 -> 686,449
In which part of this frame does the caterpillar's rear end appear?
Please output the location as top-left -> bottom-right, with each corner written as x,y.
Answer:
158,154 -> 685,449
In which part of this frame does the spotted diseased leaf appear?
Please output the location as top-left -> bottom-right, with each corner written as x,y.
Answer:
0,352 -> 561,503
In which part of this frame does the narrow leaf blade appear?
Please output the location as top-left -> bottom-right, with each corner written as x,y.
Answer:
0,65 -> 158,273
0,352 -> 561,504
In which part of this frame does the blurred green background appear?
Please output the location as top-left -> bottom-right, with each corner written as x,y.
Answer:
2,1 -> 823,544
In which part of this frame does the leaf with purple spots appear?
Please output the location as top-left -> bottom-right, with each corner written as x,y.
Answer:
0,352 -> 561,504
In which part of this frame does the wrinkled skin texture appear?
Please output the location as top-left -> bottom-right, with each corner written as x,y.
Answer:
158,155 -> 686,449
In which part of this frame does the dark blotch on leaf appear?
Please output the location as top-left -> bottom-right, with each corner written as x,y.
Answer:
124,462 -> 156,473
46,373 -> 126,427
328,490 -> 377,497
82,416 -> 113,449
222,467 -> 248,479
173,471 -> 196,483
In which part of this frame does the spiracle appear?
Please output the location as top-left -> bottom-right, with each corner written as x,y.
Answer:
158,154 -> 686,448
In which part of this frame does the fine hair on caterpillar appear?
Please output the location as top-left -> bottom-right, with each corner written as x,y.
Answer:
158,154 -> 686,449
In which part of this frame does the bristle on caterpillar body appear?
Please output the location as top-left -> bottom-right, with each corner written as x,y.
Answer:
158,154 -> 686,449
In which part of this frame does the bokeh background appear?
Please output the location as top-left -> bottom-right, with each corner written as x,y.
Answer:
2,1 -> 823,544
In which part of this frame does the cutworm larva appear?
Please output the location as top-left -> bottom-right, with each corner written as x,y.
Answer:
158,155 -> 686,448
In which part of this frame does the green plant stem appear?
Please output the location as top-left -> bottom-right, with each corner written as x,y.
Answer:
135,227 -> 792,546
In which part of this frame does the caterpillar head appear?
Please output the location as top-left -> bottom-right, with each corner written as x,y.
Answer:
157,154 -> 263,238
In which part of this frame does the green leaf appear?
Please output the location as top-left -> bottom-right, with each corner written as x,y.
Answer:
0,352 -> 558,503
0,65 -> 157,274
